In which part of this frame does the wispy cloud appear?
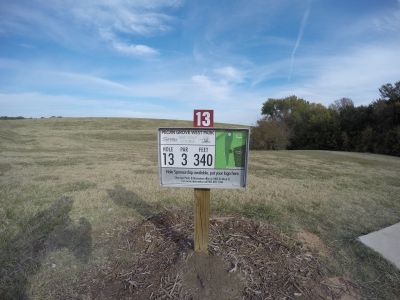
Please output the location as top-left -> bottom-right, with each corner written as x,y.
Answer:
0,0 -> 182,57
273,43 -> 400,105
43,71 -> 131,92
69,0 -> 179,36
369,3 -> 400,35
0,91 -> 176,119
98,29 -> 159,57
214,66 -> 243,83
65,0 -> 183,56
191,74 -> 230,101
112,42 -> 159,57
288,1 -> 311,80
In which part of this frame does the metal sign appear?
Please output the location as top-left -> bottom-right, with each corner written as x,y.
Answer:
158,128 -> 249,188
193,109 -> 214,127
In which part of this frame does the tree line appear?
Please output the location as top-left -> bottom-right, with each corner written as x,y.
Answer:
0,116 -> 26,120
250,80 -> 400,156
0,116 -> 63,120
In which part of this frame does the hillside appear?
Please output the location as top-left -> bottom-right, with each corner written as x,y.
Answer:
1,118 -> 399,299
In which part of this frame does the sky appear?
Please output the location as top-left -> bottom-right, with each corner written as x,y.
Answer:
0,0 -> 400,125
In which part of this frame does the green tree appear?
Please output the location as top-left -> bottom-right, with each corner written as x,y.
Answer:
250,120 -> 288,150
261,96 -> 308,121
252,80 -> 400,156
289,102 -> 340,150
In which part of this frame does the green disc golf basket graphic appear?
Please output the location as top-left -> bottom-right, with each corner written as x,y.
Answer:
233,144 -> 246,167
215,130 -> 247,169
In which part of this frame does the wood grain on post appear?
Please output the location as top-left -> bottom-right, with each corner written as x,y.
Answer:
194,188 -> 210,254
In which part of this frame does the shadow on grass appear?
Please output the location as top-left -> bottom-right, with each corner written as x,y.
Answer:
107,185 -> 193,251
0,196 -> 92,299
107,185 -> 152,217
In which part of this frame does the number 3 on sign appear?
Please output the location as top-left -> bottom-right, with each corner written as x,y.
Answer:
193,110 -> 214,128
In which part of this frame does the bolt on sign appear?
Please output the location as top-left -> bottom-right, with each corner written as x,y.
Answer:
158,128 -> 250,188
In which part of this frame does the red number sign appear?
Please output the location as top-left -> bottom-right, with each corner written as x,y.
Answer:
193,110 -> 214,128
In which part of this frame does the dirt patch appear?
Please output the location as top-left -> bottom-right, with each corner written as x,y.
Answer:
322,277 -> 361,300
182,254 -> 243,300
298,230 -> 330,257
73,210 -> 355,299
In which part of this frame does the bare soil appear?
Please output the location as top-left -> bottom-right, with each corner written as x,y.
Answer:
298,230 -> 330,257
322,277 -> 361,300
71,210 -> 358,299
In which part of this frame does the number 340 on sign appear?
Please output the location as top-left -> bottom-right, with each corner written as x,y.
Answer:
161,145 -> 215,168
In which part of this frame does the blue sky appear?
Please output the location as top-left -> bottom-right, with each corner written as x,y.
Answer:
1,0 -> 400,124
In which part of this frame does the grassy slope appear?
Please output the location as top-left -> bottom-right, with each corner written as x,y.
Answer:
0,118 -> 399,299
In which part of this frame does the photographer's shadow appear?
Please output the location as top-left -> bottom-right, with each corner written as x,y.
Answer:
0,196 -> 92,299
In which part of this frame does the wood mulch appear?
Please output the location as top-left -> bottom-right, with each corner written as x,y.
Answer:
76,210 -> 356,299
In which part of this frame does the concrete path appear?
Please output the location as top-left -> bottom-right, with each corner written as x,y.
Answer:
359,222 -> 400,269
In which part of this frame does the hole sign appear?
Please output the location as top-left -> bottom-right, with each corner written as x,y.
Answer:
193,110 -> 214,128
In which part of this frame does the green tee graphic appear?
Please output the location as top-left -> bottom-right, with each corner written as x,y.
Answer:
215,130 -> 247,169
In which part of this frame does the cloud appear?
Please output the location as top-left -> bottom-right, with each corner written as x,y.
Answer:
68,0 -> 182,56
43,71 -> 131,92
69,1 -> 177,36
371,4 -> 400,33
250,59 -> 291,87
0,91 -> 174,119
112,42 -> 159,57
324,1 -> 400,43
98,29 -> 158,57
288,1 -> 311,80
0,90 -> 253,123
191,74 -> 230,101
214,66 -> 243,83
270,44 -> 400,105
0,0 -> 182,56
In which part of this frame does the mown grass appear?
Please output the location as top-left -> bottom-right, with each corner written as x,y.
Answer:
0,117 -> 399,299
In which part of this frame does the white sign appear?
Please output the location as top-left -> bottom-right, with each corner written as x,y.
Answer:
158,128 -> 249,189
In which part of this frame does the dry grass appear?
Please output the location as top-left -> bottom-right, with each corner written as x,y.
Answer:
0,117 -> 400,299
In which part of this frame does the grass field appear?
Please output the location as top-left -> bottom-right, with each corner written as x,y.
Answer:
1,118 -> 400,299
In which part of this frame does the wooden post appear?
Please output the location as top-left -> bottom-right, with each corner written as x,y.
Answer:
193,109 -> 213,254
194,188 -> 210,254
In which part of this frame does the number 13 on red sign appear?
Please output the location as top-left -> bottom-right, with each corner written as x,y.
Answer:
193,110 -> 214,128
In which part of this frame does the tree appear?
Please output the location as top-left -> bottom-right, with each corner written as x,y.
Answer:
261,96 -> 308,121
379,81 -> 400,103
288,102 -> 340,150
259,96 -> 340,150
252,80 -> 400,156
250,120 -> 288,150
329,97 -> 354,113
